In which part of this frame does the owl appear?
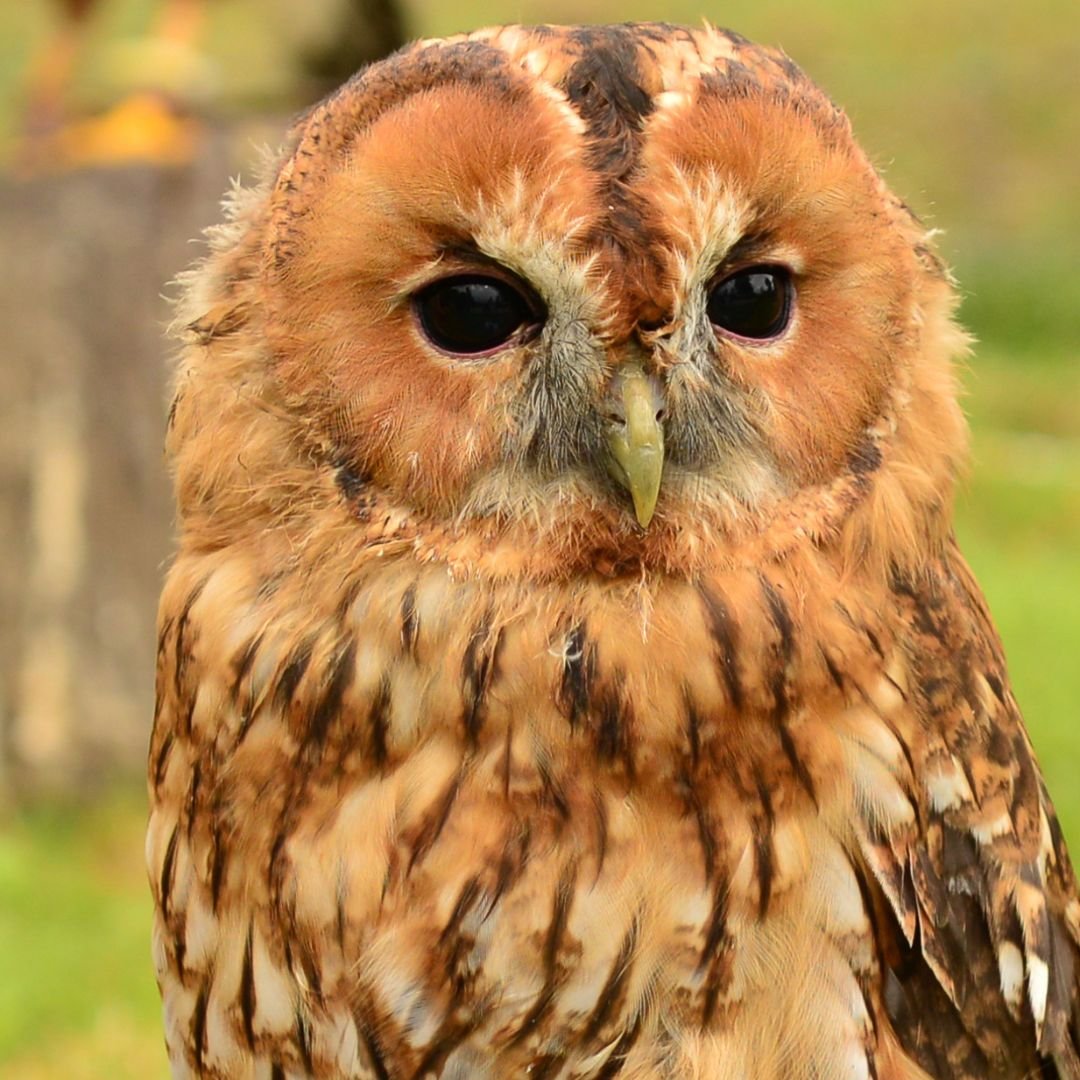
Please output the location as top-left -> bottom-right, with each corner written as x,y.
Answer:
147,22 -> 1080,1080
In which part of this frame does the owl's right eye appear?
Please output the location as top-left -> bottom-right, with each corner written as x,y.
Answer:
414,275 -> 542,356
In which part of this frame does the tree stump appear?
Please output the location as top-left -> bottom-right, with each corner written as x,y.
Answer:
0,139 -> 238,798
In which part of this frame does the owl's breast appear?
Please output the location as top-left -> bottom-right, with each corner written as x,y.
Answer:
150,545 -> 916,1078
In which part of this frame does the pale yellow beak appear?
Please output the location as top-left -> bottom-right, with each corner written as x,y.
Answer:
603,363 -> 665,528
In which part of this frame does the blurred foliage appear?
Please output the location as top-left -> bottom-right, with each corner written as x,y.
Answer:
0,791 -> 163,1078
0,1 -> 1077,1076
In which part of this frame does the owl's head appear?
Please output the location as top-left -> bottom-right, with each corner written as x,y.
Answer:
170,24 -> 968,580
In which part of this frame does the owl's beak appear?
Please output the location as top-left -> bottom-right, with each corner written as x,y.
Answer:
603,363 -> 665,528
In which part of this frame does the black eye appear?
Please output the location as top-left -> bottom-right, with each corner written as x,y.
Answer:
706,265 -> 792,340
414,274 -> 540,356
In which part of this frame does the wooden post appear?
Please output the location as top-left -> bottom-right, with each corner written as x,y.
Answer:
0,140 -> 236,797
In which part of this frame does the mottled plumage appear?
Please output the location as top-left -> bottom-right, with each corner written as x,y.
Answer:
148,23 -> 1080,1079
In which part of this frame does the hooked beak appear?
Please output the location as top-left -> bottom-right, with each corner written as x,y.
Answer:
602,363 -> 665,528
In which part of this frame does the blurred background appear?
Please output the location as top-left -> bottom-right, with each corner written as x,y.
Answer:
0,0 -> 1076,1075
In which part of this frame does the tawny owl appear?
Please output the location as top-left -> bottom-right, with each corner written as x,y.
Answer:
147,23 -> 1080,1079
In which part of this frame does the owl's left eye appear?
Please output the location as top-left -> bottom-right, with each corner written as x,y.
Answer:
414,275 -> 541,356
707,265 -> 793,341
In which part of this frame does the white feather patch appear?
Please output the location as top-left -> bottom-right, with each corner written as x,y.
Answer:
970,812 -> 1014,845
1027,954 -> 1049,1035
925,760 -> 975,812
998,941 -> 1025,1008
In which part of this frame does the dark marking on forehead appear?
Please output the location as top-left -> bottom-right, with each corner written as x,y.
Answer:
558,26 -> 665,325
562,25 -> 654,175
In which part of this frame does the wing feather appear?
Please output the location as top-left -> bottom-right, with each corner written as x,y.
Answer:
854,540 -> 1080,1078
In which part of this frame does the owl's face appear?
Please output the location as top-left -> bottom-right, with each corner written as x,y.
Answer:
179,24 -> 967,577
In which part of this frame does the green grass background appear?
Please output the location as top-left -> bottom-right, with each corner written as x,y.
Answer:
1,1 -> 1077,1076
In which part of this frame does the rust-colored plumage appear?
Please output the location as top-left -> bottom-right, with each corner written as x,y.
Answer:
148,23 -> 1080,1078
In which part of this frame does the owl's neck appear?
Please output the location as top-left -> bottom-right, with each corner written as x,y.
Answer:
166,512 -> 917,804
